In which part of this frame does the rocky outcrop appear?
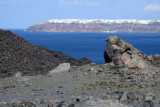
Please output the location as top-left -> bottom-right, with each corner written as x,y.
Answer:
104,36 -> 149,69
0,29 -> 91,77
148,54 -> 160,67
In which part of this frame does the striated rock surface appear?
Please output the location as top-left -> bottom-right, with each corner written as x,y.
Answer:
104,36 -> 149,69
0,29 -> 91,77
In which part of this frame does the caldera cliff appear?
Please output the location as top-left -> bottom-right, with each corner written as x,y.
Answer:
26,19 -> 160,33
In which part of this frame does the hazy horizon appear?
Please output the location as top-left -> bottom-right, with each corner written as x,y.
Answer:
0,0 -> 160,29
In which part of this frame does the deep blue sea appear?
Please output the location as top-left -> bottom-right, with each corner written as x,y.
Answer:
9,29 -> 160,64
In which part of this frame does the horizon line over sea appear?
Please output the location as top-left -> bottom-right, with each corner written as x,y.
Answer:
8,29 -> 160,64
2,28 -> 160,34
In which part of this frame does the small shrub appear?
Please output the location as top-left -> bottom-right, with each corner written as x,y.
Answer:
75,86 -> 83,90
146,94 -> 152,97
128,86 -> 140,91
155,87 -> 160,91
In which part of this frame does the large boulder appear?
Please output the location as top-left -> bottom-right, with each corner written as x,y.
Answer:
104,36 -> 149,69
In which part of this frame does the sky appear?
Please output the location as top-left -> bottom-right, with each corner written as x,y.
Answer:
0,0 -> 160,29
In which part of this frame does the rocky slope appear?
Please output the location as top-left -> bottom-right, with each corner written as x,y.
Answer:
25,19 -> 160,33
0,29 -> 91,78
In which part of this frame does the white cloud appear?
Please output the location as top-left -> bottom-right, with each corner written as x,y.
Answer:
144,4 -> 160,12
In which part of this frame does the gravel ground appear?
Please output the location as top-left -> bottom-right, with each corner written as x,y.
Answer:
0,63 -> 160,106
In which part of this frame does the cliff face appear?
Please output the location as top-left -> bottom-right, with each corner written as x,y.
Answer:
26,19 -> 160,33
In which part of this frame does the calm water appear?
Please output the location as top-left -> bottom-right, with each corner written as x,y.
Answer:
9,29 -> 160,64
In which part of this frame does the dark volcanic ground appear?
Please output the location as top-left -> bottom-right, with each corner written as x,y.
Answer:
0,29 -> 91,78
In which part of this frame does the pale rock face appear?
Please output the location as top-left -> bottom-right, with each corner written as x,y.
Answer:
15,72 -> 22,78
49,63 -> 70,74
120,92 -> 128,101
104,36 -> 149,69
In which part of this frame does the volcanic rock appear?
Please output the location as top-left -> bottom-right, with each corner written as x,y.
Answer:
49,63 -> 70,74
0,29 -> 91,77
152,54 -> 160,67
104,36 -> 149,69
120,92 -> 128,101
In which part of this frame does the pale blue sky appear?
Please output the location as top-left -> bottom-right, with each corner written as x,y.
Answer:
0,0 -> 160,29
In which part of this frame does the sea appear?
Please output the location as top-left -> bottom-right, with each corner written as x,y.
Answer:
9,29 -> 160,64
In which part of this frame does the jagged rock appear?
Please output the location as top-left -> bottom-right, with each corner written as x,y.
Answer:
147,55 -> 160,67
81,99 -> 129,107
0,29 -> 91,77
15,72 -> 22,78
104,36 -> 149,69
90,68 -> 98,73
145,92 -> 156,101
147,55 -> 154,62
10,99 -> 21,105
153,54 -> 160,67
151,99 -> 160,107
49,63 -> 70,74
120,92 -> 128,101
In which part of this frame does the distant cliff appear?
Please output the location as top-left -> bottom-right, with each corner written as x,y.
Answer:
25,19 -> 160,33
